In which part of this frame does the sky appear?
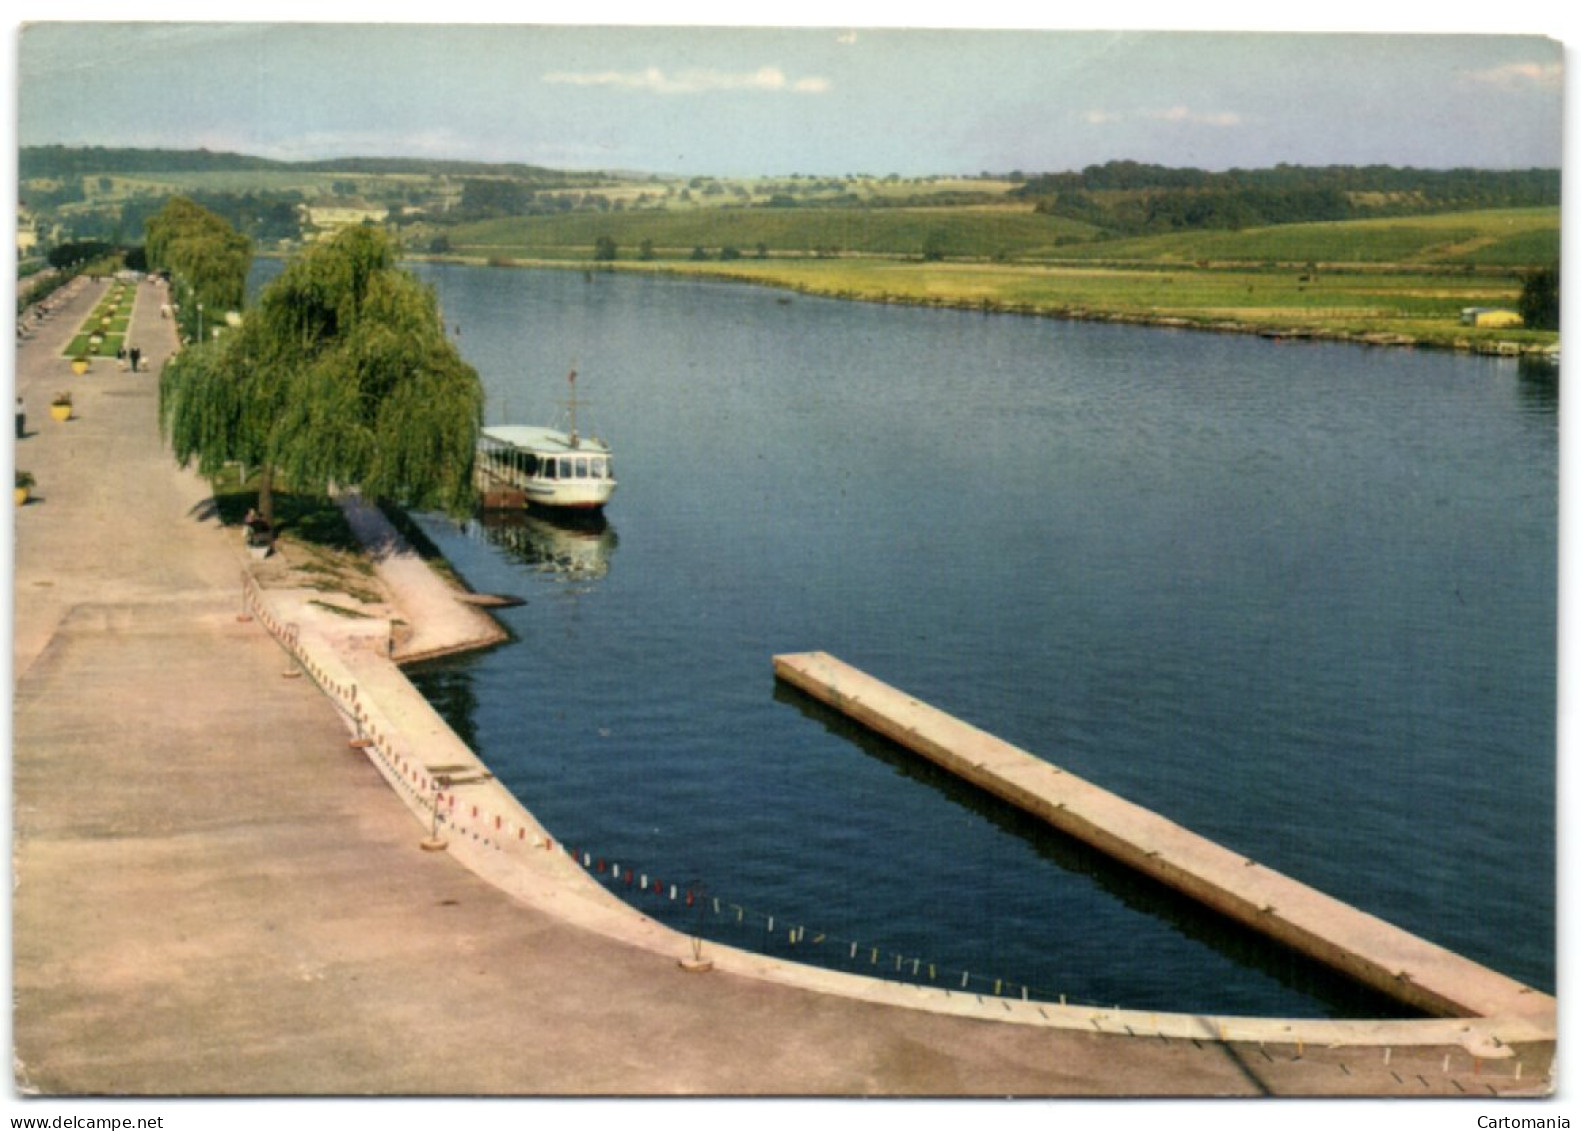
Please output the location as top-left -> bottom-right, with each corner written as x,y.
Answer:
10,8 -> 1569,177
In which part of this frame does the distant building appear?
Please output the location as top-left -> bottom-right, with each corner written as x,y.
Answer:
17,203 -> 39,258
1460,307 -> 1525,329
300,203 -> 390,237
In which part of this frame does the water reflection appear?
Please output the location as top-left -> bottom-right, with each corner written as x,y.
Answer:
1516,354 -> 1559,414
769,681 -> 1417,1018
465,509 -> 619,582
394,265 -> 1554,1015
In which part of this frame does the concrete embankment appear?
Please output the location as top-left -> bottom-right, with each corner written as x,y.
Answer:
238,553 -> 1559,1079
772,651 -> 1556,1031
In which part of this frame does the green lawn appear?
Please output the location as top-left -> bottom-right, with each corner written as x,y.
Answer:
62,284 -> 136,359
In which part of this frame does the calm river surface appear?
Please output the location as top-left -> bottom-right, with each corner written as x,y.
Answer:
265,260 -> 1557,1017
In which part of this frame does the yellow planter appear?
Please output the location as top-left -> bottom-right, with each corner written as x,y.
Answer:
15,487 -> 30,506
70,358 -> 89,375
50,403 -> 73,422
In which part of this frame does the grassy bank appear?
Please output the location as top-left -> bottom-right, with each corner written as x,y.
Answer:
430,206 -> 1558,354
441,254 -> 1554,355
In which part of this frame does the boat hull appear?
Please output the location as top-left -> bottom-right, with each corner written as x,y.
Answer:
477,410 -> 616,513
475,463 -> 616,512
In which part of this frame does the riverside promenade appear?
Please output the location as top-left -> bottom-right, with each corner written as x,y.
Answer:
10,276 -> 1556,1097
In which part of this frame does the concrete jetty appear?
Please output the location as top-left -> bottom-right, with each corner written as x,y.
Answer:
773,651 -> 1556,1026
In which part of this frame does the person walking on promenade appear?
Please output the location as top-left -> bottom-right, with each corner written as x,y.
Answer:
129,345 -> 141,373
16,395 -> 26,439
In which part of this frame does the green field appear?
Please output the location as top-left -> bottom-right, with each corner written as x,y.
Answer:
440,205 -> 1557,270
1043,208 -> 1560,268
443,205 -> 1102,261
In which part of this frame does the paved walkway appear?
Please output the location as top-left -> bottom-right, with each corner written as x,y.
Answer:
9,276 -> 1556,1097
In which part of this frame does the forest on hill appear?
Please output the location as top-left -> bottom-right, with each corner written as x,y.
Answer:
1011,161 -> 1561,234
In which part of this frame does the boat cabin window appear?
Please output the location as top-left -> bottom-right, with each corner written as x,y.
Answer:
522,452 -> 539,476
544,458 -> 557,479
575,457 -> 589,479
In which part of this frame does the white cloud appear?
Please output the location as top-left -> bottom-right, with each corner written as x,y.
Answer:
1083,106 -> 1243,127
543,65 -> 831,95
1463,61 -> 1562,92
1144,105 -> 1243,126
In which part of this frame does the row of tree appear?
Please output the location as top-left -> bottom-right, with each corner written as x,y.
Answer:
1014,161 -> 1560,200
1014,162 -> 1560,235
19,145 -> 578,183
145,197 -> 254,317
157,200 -> 483,528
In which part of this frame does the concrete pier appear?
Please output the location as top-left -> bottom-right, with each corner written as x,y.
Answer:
773,651 -> 1555,1025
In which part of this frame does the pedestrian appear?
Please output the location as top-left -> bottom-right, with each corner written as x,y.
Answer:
15,396 -> 25,440
129,346 -> 141,373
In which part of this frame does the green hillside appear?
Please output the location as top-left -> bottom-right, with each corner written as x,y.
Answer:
440,205 -> 1558,271
1043,209 -> 1559,268
445,206 -> 1103,261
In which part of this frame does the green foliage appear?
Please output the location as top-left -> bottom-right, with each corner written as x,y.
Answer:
161,226 -> 484,519
1014,161 -> 1561,232
1519,266 -> 1559,331
18,271 -> 72,317
47,240 -> 114,269
460,177 -> 532,219
145,197 -> 253,314
593,234 -> 617,262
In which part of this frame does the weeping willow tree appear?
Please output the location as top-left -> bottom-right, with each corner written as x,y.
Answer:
161,226 -> 483,526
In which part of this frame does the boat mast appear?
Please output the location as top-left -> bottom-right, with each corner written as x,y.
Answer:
566,366 -> 580,449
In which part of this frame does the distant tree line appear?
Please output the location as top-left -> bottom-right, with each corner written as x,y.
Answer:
453,179 -> 631,220
50,190 -> 305,248
19,145 -> 592,184
21,145 -> 281,179
1015,160 -> 1559,201
1013,161 -> 1559,235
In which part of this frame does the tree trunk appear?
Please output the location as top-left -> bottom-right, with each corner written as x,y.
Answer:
258,465 -> 276,531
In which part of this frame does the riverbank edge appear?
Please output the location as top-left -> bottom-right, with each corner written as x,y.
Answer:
245,503 -> 1555,1080
407,253 -> 1561,360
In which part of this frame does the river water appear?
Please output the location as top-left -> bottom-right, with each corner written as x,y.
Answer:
258,260 -> 1557,1017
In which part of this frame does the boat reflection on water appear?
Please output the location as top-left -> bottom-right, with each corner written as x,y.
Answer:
466,508 -> 618,583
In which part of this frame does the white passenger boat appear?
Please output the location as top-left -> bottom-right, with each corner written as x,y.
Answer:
475,369 -> 616,512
